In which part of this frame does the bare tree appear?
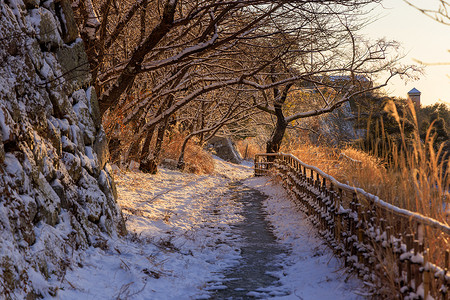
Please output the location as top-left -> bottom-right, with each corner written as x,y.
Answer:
404,0 -> 450,25
248,12 -> 409,153
403,0 -> 450,68
73,0 -> 411,171
176,91 -> 258,169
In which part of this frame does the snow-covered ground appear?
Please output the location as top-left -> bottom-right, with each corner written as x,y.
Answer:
245,177 -> 364,299
51,158 -> 364,299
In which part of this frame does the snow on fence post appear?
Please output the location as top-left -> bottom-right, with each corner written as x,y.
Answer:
417,222 -> 425,246
334,184 -> 343,244
254,154 -> 261,176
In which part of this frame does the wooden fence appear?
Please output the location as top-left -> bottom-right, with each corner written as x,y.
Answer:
255,153 -> 450,299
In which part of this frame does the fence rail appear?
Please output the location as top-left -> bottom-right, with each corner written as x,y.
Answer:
255,153 -> 450,299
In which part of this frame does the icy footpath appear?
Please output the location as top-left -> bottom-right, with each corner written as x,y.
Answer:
51,158 -> 364,299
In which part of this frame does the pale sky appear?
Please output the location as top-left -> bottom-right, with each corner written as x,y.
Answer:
362,0 -> 450,106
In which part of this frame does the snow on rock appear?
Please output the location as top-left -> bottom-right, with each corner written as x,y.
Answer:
0,1 -> 125,298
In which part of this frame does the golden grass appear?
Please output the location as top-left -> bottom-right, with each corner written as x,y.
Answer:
275,101 -> 449,278
246,99 -> 449,270
277,101 -> 449,225
161,132 -> 215,174
259,101 -> 449,297
236,138 -> 265,160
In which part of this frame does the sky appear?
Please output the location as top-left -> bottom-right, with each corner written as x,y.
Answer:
362,0 -> 450,106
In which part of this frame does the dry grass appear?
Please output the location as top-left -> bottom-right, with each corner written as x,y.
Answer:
103,102 -> 214,174
248,100 -> 449,276
289,143 -> 398,207
161,132 -> 215,174
236,138 -> 265,160
260,101 -> 449,297
278,103 -> 449,224
281,101 -> 449,279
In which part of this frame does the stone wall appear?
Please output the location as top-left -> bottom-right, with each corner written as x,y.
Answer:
0,1 -> 126,298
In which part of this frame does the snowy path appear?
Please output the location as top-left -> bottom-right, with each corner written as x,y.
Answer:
52,159 -> 365,299
210,182 -> 289,298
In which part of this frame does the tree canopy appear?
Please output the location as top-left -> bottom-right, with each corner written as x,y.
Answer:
73,0 -> 410,171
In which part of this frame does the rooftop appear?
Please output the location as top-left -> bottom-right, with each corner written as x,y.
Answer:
408,87 -> 421,95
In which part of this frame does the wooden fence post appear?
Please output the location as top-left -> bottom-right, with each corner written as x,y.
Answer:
443,250 -> 449,300
445,250 -> 449,275
424,249 -> 430,299
413,240 -> 422,290
315,172 -> 319,190
358,226 -> 364,263
406,234 -> 413,287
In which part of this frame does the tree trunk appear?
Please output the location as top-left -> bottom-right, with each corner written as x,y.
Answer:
139,118 -> 168,174
135,125 -> 156,172
176,134 -> 193,170
266,83 -> 292,154
266,112 -> 287,153
108,137 -> 121,164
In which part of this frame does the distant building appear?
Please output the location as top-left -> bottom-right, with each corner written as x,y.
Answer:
407,88 -> 421,107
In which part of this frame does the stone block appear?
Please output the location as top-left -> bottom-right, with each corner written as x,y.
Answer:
69,124 -> 85,153
61,135 -> 76,153
4,153 -> 25,186
56,0 -> 79,44
46,119 -> 61,155
31,8 -> 63,50
86,87 -> 102,129
207,136 -> 242,164
35,173 -> 61,226
93,128 -> 109,170
50,178 -> 65,206
78,169 -> 106,223
24,0 -> 39,8
61,151 -> 82,182
18,194 -> 37,245
56,40 -> 91,94
73,101 -> 96,145
48,88 -> 77,123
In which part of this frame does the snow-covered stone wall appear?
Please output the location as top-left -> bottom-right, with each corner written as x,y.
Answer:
0,1 -> 126,298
